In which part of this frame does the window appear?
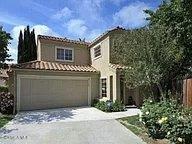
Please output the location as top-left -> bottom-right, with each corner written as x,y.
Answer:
94,45 -> 101,58
101,78 -> 107,97
56,47 -> 73,61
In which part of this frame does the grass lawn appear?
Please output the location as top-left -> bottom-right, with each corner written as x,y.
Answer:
0,115 -> 13,128
118,115 -> 169,144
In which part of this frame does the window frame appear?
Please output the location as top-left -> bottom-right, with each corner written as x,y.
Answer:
100,77 -> 107,97
55,46 -> 74,62
93,45 -> 101,59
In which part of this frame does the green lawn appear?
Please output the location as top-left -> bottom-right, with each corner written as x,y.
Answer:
118,115 -> 169,144
0,115 -> 13,128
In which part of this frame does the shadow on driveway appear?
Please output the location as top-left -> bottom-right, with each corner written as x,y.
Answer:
12,108 -> 76,125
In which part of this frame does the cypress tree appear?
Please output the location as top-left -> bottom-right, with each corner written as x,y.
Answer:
17,30 -> 24,63
30,29 -> 37,61
23,25 -> 30,62
17,25 -> 37,63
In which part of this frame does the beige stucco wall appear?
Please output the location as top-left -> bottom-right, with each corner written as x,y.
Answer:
90,36 -> 120,101
9,69 -> 99,111
38,39 -> 90,65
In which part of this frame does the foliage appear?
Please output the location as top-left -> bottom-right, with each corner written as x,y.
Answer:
0,86 -> 8,92
0,92 -> 14,114
112,0 -> 192,98
0,26 -> 12,68
141,99 -> 192,143
145,0 -> 192,96
94,100 -> 125,112
17,25 -> 37,63
111,100 -> 125,112
0,115 -> 13,128
112,28 -> 181,97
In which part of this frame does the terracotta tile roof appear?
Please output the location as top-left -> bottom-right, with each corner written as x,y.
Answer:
0,69 -> 9,78
38,35 -> 90,46
109,63 -> 126,70
89,26 -> 125,47
12,61 -> 98,72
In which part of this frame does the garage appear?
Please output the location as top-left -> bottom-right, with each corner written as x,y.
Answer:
17,75 -> 91,111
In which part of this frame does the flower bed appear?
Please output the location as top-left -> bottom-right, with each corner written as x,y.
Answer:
141,99 -> 192,144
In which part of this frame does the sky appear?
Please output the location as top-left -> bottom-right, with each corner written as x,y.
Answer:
0,0 -> 161,63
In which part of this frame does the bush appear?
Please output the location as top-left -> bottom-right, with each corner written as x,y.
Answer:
0,86 -> 8,92
94,99 -> 125,112
164,108 -> 192,144
0,92 -> 14,114
141,99 -> 192,144
91,98 -> 99,107
112,100 -> 125,112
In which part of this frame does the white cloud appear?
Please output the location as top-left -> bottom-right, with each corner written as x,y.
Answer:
66,19 -> 88,37
7,25 -> 59,64
113,1 -> 149,28
53,7 -> 72,20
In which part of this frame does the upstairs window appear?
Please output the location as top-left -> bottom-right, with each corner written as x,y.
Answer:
94,45 -> 101,58
56,47 -> 73,62
101,78 -> 107,97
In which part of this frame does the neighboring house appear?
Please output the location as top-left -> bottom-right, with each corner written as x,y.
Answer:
0,69 -> 9,86
9,27 -> 142,112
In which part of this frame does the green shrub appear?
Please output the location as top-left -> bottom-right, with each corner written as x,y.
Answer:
141,99 -> 192,143
0,86 -> 8,92
94,100 -> 125,112
91,98 -> 99,107
95,101 -> 109,112
164,108 -> 192,144
141,99 -> 180,139
112,100 -> 125,112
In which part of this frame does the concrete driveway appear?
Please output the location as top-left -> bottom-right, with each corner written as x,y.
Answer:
0,107 -> 145,144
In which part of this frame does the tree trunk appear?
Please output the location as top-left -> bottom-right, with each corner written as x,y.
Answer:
156,83 -> 164,100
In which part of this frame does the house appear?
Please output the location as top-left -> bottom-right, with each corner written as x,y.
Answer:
9,27 -> 142,112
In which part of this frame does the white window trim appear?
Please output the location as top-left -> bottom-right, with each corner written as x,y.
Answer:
17,75 -> 91,112
100,77 -> 107,98
93,45 -> 101,60
55,46 -> 74,62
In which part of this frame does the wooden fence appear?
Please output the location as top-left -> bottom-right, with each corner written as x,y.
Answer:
183,78 -> 192,107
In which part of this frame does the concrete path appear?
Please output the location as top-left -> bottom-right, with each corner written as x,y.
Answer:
0,107 -> 145,144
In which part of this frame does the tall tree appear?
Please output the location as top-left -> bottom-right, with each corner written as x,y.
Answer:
17,25 -> 37,63
0,26 -> 12,68
30,29 -> 37,61
112,0 -> 192,98
145,0 -> 192,94
17,30 -> 24,63
112,27 -> 182,98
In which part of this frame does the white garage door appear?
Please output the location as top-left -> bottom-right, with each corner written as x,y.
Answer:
17,75 -> 91,111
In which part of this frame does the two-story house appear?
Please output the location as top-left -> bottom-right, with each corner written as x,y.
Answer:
9,27 -> 142,112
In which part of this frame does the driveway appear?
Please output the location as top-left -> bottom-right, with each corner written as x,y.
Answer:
0,107 -> 145,144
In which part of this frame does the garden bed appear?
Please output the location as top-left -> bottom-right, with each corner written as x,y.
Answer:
118,115 -> 169,144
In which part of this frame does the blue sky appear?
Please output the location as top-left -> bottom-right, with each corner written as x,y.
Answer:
0,0 -> 161,63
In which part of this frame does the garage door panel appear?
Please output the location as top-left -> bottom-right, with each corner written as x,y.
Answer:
19,76 -> 89,111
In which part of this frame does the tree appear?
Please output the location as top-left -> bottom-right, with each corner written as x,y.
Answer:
17,30 -> 24,63
17,25 -> 37,63
145,0 -> 192,93
30,29 -> 37,61
112,0 -> 192,99
112,27 -> 182,98
0,26 -> 12,68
